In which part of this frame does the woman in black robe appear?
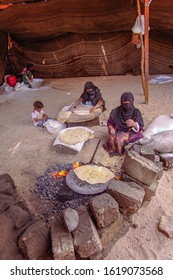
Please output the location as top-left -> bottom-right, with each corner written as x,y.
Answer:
103,92 -> 144,156
69,81 -> 106,113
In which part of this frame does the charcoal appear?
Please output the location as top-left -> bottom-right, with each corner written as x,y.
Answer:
31,162 -> 96,217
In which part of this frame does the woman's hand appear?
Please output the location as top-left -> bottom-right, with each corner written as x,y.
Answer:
89,107 -> 95,113
126,119 -> 137,129
69,107 -> 74,112
108,126 -> 116,135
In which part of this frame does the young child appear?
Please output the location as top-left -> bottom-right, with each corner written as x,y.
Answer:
32,101 -> 49,127
19,64 -> 34,88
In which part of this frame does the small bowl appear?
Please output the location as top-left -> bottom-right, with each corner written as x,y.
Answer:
30,78 -> 44,89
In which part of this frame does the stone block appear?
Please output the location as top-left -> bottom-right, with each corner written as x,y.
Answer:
72,206 -> 102,258
0,182 -> 16,197
0,194 -> 15,214
62,208 -> 79,232
0,212 -> 25,260
132,143 -> 141,154
89,250 -> 103,260
89,193 -> 120,228
140,145 -> 155,161
51,217 -> 75,260
97,214 -> 123,247
102,220 -> 131,259
121,172 -> 159,201
0,174 -> 16,189
122,149 -> 163,186
8,205 -> 31,229
18,221 -> 51,260
107,180 -> 145,216
160,154 -> 173,169
144,181 -> 159,201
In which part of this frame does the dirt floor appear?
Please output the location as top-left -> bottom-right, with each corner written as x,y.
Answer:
1,75 -> 173,259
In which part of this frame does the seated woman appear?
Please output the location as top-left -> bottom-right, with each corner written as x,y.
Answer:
69,81 -> 106,113
103,92 -> 144,156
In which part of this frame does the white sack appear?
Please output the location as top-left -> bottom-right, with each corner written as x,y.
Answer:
15,82 -> 29,91
140,130 -> 173,153
44,119 -> 66,134
143,115 -> 173,137
132,15 -> 145,34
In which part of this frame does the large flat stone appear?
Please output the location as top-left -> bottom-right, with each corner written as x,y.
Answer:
0,174 -> 16,189
97,214 -> 123,247
121,172 -> 159,201
140,145 -> 156,161
107,180 -> 145,216
0,212 -> 24,260
51,217 -> 75,260
18,221 -> 51,260
122,150 -> 163,186
0,182 -> 16,197
89,193 -> 120,228
0,194 -> 15,214
8,205 -> 31,229
72,206 -> 102,258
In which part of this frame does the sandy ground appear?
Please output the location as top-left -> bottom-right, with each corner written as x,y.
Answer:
0,75 -> 173,260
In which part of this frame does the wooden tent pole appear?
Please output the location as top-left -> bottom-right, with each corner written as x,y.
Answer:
144,0 -> 150,104
136,0 -> 146,97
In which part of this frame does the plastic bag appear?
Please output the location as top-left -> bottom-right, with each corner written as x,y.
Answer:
149,75 -> 173,84
44,119 -> 66,134
132,15 -> 147,35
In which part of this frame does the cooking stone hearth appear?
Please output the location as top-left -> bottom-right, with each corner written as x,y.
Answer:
0,141 -> 167,260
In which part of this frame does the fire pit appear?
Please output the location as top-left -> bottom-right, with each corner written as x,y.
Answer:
66,163 -> 115,195
33,161 -> 115,217
33,162 -> 96,215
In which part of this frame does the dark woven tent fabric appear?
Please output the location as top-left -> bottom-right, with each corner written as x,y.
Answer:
0,0 -> 173,83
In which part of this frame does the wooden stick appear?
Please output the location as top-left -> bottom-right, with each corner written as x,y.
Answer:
144,0 -> 150,104
136,0 -> 146,98
90,139 -> 101,163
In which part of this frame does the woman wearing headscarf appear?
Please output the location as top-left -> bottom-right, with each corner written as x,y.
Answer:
103,92 -> 144,156
69,81 -> 106,113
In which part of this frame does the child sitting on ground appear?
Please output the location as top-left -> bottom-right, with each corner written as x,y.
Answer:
20,64 -> 34,88
32,101 -> 50,127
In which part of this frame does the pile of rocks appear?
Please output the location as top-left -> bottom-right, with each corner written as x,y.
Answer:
0,174 -> 51,260
49,142 -> 164,260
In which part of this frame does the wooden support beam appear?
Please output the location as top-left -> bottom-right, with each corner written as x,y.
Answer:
136,0 -> 146,98
144,0 -> 150,104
